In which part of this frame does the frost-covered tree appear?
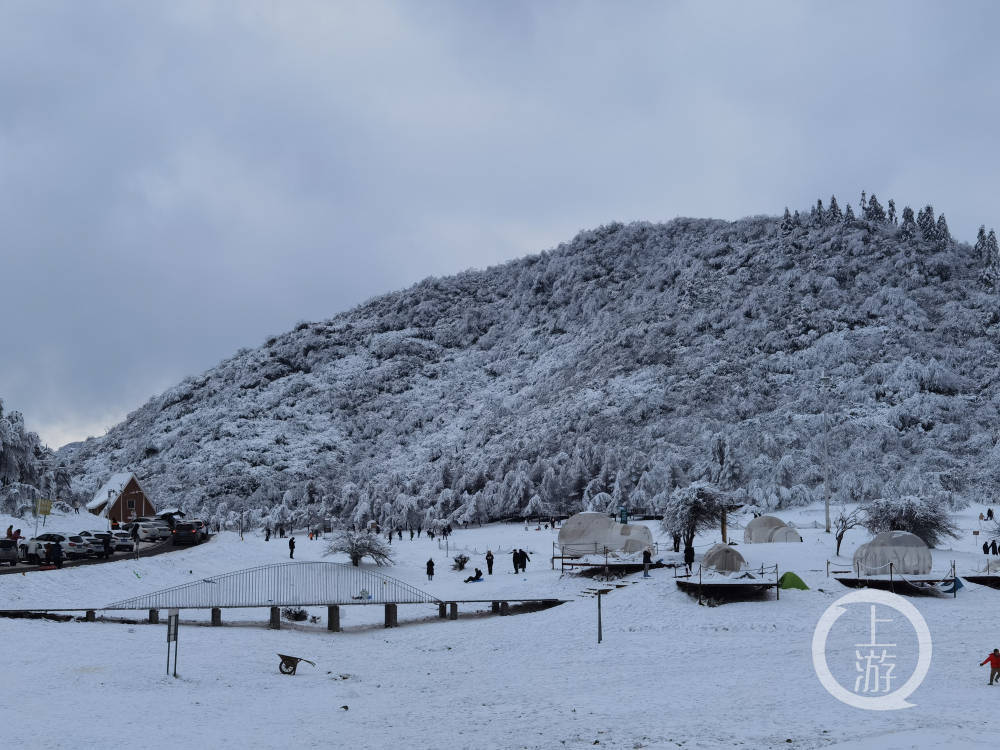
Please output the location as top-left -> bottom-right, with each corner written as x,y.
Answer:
887,199 -> 896,225
899,205 -> 916,239
661,481 -> 728,549
976,225 -> 989,262
844,204 -> 855,223
935,214 -> 951,247
917,205 -> 937,239
863,495 -> 959,548
865,194 -> 886,222
827,195 -> 842,222
325,529 -> 395,566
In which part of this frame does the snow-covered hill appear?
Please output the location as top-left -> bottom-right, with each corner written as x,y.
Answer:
61,198 -> 1000,528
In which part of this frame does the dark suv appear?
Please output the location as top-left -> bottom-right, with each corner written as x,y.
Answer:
0,539 -> 17,566
171,522 -> 201,545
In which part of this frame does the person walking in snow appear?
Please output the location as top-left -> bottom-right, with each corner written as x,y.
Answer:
102,534 -> 112,560
518,549 -> 530,573
426,558 -> 434,581
409,529 -> 414,540
684,545 -> 695,575
991,540 -> 998,556
981,649 -> 1000,685
486,550 -> 494,575
984,541 -> 990,555
642,548 -> 652,578
288,537 -> 295,559
990,508 -> 995,521
265,526 -> 271,541
511,549 -> 519,573
51,540 -> 63,569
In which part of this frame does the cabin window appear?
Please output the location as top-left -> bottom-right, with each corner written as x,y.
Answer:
127,499 -> 135,510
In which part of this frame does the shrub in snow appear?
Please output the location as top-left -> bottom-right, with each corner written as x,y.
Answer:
862,495 -> 959,548
282,607 -> 307,622
324,530 -> 395,567
452,554 -> 470,571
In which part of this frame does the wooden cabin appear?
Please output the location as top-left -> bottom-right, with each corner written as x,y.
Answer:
85,472 -> 156,524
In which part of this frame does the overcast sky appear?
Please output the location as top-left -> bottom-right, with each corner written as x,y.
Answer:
3,1 -> 998,448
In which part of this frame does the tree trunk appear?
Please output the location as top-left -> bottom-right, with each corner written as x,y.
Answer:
721,509 -> 728,544
835,532 -> 844,557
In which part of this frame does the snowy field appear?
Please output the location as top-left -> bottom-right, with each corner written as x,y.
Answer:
2,505 -> 999,749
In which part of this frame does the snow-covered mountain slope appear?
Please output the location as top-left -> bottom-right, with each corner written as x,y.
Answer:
61,202 -> 1000,527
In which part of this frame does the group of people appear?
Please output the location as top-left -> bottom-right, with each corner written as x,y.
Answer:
4,526 -> 23,541
263,525 -> 290,541
980,508 -> 996,522
424,547 -> 528,581
984,539 -> 1000,556
512,548 -> 530,573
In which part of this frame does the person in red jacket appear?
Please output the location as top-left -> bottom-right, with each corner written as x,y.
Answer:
980,649 -> 1000,685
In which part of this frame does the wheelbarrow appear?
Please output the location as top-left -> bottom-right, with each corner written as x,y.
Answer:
277,653 -> 316,675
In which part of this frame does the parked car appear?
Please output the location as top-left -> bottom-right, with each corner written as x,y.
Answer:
21,533 -> 90,562
171,522 -> 201,546
0,538 -> 18,566
110,531 -> 135,553
79,530 -> 114,556
123,521 -> 164,542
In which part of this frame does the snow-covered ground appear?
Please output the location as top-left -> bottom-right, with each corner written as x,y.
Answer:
2,505 -> 998,749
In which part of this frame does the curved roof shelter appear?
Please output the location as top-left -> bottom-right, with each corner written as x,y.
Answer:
853,531 -> 932,576
743,515 -> 787,544
702,543 -> 746,574
557,512 -> 654,555
105,561 -> 441,610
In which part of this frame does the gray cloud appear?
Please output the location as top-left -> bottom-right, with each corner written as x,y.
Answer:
2,0 -> 998,446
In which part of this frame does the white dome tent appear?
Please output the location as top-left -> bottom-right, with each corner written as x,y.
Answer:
768,526 -> 802,543
853,531 -> 932,576
701,543 -> 746,574
743,515 -> 787,543
557,512 -> 653,555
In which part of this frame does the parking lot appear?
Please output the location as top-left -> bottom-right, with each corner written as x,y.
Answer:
0,537 -> 184,575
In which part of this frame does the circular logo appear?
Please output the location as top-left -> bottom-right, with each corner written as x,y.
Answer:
811,589 -> 932,711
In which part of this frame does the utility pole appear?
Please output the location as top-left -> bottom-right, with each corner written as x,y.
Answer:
820,375 -> 832,534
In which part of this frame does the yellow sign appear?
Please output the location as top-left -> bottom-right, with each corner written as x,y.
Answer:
36,498 -> 52,516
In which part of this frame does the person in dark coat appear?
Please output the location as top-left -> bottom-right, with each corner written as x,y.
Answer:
512,549 -> 519,573
642,548 -> 652,578
288,537 -> 295,559
410,529 -> 414,540
51,541 -> 63,569
989,508 -> 996,521
684,545 -> 695,574
991,540 -> 998,556
985,541 -> 991,555
426,558 -> 434,581
397,529 -> 402,541
464,568 -> 483,583
486,550 -> 494,575
102,535 -> 112,560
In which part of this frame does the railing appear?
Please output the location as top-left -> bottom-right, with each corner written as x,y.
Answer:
105,561 -> 441,610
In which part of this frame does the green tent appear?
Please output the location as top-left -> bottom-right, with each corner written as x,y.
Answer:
778,571 -> 808,590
